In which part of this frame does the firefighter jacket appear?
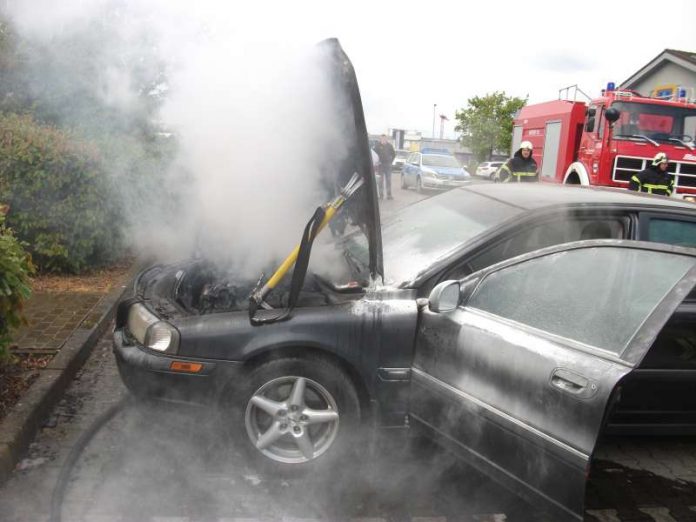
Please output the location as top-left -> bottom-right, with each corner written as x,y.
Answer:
628,166 -> 674,196
495,150 -> 538,183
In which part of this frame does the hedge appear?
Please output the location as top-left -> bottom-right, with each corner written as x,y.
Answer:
0,213 -> 33,361
0,113 -> 121,273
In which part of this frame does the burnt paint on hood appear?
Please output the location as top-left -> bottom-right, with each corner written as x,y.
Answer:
318,38 -> 383,281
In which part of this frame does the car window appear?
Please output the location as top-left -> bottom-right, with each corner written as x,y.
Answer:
447,217 -> 626,278
380,189 -> 523,285
422,155 -> 460,168
647,218 -> 696,248
467,247 -> 695,355
639,316 -> 696,369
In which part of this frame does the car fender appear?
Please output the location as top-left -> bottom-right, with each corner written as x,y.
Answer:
563,162 -> 590,185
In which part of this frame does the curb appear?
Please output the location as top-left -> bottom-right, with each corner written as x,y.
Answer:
0,270 -> 133,485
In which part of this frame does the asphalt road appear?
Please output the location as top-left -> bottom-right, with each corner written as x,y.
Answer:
1,180 -> 696,522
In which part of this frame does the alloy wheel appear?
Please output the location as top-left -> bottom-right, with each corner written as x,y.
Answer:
245,376 -> 340,464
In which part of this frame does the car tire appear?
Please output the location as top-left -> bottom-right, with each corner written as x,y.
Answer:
221,356 -> 362,474
401,173 -> 407,189
416,176 -> 423,193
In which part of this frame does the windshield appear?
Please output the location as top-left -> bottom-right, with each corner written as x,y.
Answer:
345,188 -> 523,286
612,101 -> 696,144
422,155 -> 461,168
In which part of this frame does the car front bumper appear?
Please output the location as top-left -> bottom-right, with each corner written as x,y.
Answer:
113,329 -> 241,403
421,177 -> 469,190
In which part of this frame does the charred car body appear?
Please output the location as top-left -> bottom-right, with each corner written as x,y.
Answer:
114,39 -> 696,520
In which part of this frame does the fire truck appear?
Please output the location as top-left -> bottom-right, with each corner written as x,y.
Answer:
512,84 -> 696,201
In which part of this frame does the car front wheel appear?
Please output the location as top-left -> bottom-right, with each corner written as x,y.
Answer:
416,176 -> 424,193
222,356 -> 361,472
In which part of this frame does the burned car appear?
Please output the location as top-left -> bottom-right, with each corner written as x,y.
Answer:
114,40 -> 696,520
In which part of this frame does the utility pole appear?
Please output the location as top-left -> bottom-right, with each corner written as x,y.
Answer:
432,104 -> 437,138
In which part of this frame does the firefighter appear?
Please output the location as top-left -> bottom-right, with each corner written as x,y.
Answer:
495,141 -> 538,183
628,152 -> 674,196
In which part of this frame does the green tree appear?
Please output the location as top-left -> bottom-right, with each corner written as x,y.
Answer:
455,92 -> 527,161
0,113 -> 121,273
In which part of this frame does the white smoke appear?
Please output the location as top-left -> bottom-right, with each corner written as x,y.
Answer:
4,0 -> 354,278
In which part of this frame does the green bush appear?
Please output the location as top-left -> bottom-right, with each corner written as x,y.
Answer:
0,113 -> 121,273
0,214 -> 34,361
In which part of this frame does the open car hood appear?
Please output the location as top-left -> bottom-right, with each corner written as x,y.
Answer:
319,38 -> 383,280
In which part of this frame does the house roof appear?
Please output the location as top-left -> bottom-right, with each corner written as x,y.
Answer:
621,49 -> 696,89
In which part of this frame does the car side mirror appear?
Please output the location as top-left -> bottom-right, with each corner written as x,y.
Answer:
428,280 -> 460,312
605,107 -> 620,124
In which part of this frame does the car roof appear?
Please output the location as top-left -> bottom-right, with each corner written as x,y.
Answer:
460,182 -> 696,212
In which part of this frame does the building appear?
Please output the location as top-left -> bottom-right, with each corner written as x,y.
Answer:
621,49 -> 696,99
369,130 -> 509,167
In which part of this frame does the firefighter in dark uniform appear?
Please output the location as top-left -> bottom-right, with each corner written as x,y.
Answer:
628,152 -> 674,196
495,141 -> 538,182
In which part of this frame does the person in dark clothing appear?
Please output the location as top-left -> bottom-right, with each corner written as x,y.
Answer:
495,141 -> 538,183
373,134 -> 396,199
628,152 -> 674,196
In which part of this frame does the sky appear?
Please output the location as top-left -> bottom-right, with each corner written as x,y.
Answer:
8,0 -> 696,141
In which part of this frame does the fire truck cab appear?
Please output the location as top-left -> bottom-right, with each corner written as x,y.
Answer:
513,85 -> 696,201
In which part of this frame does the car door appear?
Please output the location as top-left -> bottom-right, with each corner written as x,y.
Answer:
409,240 -> 696,520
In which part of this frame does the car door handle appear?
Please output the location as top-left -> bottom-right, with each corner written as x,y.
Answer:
550,368 -> 597,398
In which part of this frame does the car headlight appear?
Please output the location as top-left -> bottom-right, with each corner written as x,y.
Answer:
145,321 -> 180,353
127,303 -> 179,353
422,169 -> 437,178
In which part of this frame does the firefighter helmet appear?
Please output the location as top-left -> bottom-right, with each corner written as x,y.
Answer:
519,140 -> 533,151
652,152 -> 669,166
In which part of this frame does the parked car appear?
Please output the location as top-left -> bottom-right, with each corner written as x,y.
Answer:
401,152 -> 471,191
475,160 -> 505,179
392,149 -> 409,172
113,39 -> 696,521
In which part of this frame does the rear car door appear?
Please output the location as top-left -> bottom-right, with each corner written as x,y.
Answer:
409,241 -> 696,520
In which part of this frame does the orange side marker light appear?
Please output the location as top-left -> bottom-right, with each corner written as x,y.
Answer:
169,361 -> 203,373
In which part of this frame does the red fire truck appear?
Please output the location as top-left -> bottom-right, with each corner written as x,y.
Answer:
512,84 -> 696,201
